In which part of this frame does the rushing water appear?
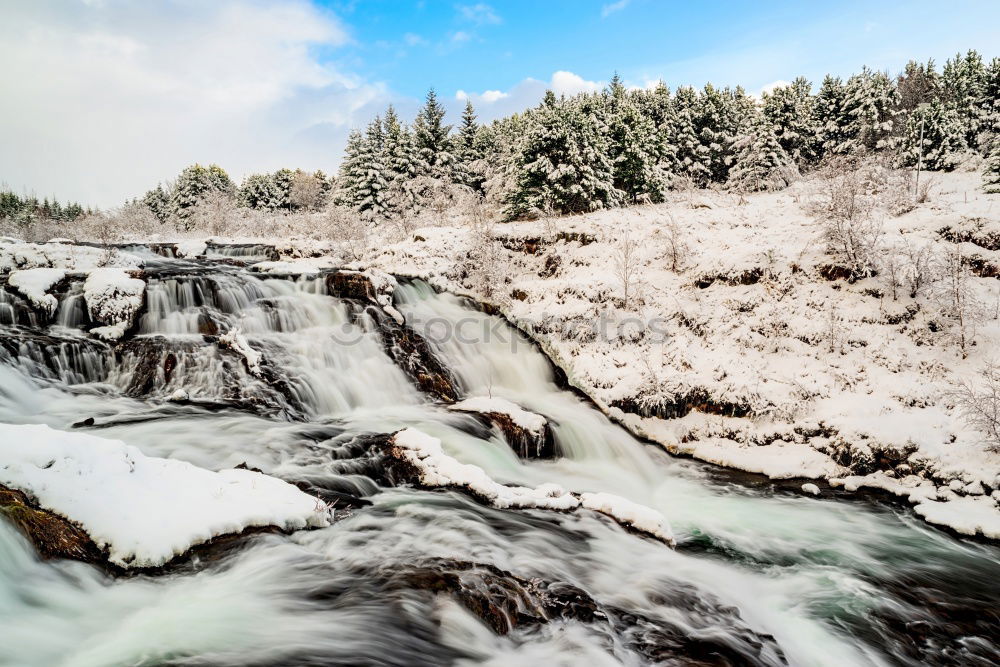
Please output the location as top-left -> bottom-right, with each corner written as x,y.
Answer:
0,253 -> 998,667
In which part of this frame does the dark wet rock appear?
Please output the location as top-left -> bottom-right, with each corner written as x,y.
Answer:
369,308 -> 461,402
612,389 -> 751,421
383,558 -> 604,634
454,406 -> 557,459
72,417 -> 95,428
326,270 -> 381,303
380,558 -> 784,665
0,484 -> 106,566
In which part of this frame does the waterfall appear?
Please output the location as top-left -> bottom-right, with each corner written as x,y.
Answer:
1,253 -> 998,667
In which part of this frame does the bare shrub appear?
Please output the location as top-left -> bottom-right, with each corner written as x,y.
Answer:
932,245 -> 981,357
614,229 -> 642,309
949,362 -> 1000,452
464,211 -> 505,301
323,206 -> 370,261
662,213 -> 688,272
902,239 -> 936,298
809,157 -> 884,279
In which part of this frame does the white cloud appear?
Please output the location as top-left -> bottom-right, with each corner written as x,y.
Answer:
457,3 -> 502,25
550,71 -> 604,96
451,71 -> 602,121
403,32 -> 427,46
0,1 -> 390,206
601,0 -> 630,18
757,79 -> 791,97
451,30 -> 472,43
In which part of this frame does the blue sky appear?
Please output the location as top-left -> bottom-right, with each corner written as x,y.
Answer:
327,0 -> 999,100
1,0 -> 998,206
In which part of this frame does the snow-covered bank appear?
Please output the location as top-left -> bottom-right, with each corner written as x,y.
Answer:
0,423 -> 330,568
352,170 -> 1000,539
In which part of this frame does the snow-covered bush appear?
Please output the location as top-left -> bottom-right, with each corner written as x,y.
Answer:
950,362 -> 1000,452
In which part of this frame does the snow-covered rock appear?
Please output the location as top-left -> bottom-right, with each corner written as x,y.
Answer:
0,423 -> 330,568
801,483 -> 821,496
83,267 -> 145,341
219,328 -> 263,377
451,397 -> 547,433
7,268 -> 66,316
174,240 -> 207,258
388,428 -> 673,544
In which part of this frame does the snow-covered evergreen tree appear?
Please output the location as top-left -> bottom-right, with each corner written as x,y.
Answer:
899,99 -> 968,171
455,100 -> 484,189
942,50 -> 987,149
142,184 -> 170,223
726,114 -> 797,192
896,59 -> 940,113
670,86 -> 711,185
841,67 -> 898,153
605,74 -> 668,203
814,75 -> 849,157
237,173 -> 283,210
171,164 -> 234,221
272,168 -> 295,211
413,89 -> 455,180
505,92 -> 620,219
983,138 -> 1000,193
338,121 -> 389,220
762,77 -> 817,164
696,84 -> 750,183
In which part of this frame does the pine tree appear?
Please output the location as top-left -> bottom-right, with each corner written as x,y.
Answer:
978,57 -> 1000,146
696,84 -> 748,183
606,77 -> 667,202
505,93 -> 620,219
814,75 -> 849,157
896,59 -> 940,112
899,99 -> 967,171
983,138 -> 1000,194
351,117 -> 389,219
455,100 -> 484,189
171,164 -> 234,220
841,67 -> 898,154
762,77 -> 817,164
237,173 -> 283,210
142,185 -> 170,222
413,89 -> 455,180
727,113 -> 797,192
942,50 -> 987,148
270,169 -> 293,210
670,86 -> 711,185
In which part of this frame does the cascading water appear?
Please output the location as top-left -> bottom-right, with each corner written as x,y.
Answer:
1,249 -> 998,667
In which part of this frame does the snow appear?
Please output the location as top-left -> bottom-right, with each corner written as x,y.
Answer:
392,428 -> 579,511
0,423 -> 330,568
83,268 -> 145,341
450,396 -> 547,433
7,268 -> 66,315
913,496 -> 1000,539
390,428 -> 674,544
801,483 -> 821,495
0,242 -> 142,272
219,328 -> 262,377
174,240 -> 207,258
579,492 -> 673,544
